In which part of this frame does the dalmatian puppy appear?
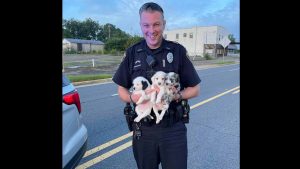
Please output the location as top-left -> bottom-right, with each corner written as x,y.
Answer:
150,71 -> 167,104
153,72 -> 181,123
165,72 -> 181,102
150,71 -> 171,124
131,76 -> 154,122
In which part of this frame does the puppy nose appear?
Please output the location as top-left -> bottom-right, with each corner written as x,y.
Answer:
133,87 -> 135,90
158,82 -> 161,85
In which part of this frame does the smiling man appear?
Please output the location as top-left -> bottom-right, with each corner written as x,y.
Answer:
139,3 -> 166,49
112,2 -> 201,169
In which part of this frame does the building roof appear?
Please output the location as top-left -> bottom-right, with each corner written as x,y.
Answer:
228,44 -> 238,50
64,38 -> 104,45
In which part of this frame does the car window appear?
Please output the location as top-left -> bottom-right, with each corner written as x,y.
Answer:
62,74 -> 70,87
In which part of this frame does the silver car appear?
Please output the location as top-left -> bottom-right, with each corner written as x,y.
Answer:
63,74 -> 88,169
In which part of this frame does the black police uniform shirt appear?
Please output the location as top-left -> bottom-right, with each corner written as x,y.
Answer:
112,38 -> 201,91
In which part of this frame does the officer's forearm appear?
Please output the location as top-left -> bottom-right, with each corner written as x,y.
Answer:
181,85 -> 200,100
118,86 -> 131,103
118,86 -> 141,103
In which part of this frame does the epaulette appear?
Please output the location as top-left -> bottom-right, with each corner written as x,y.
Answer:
165,46 -> 172,51
136,48 -> 144,53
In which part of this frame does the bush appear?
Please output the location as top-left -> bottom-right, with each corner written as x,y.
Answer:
204,53 -> 213,60
64,48 -> 77,54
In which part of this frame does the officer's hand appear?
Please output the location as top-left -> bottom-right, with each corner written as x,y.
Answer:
173,92 -> 183,102
130,93 -> 141,103
145,88 -> 155,95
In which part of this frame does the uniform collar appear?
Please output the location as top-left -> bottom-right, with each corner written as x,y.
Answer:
143,38 -> 167,55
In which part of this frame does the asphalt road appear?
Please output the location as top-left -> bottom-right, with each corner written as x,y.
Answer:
74,64 -> 240,169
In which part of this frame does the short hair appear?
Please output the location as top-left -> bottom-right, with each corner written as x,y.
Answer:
139,2 -> 164,18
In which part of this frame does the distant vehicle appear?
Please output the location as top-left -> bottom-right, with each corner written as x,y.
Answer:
63,74 -> 88,169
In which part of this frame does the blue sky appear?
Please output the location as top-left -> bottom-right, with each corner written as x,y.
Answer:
63,0 -> 240,41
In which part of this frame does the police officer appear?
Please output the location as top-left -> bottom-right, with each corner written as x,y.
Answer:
112,2 -> 201,169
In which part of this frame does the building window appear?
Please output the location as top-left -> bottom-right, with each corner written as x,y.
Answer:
176,33 -> 179,39
183,33 -> 187,37
189,33 -> 193,38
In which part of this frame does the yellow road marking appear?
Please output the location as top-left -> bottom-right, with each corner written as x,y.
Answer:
77,86 -> 240,168
76,141 -> 132,169
232,89 -> 240,94
190,86 -> 240,109
83,132 -> 133,158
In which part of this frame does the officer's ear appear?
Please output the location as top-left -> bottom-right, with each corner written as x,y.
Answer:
163,20 -> 166,28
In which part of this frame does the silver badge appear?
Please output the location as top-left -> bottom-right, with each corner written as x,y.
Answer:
167,52 -> 173,63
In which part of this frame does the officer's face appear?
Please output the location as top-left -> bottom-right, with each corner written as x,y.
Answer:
140,11 -> 165,49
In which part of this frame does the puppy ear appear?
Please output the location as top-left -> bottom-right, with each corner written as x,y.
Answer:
151,75 -> 155,84
175,74 -> 180,82
142,80 -> 148,90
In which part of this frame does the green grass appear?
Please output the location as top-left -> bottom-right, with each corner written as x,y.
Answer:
67,74 -> 112,82
215,61 -> 235,65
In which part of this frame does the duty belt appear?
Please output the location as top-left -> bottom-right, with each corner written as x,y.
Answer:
137,109 -> 181,128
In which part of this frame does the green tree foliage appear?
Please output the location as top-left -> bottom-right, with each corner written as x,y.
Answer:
63,18 -> 144,53
104,36 -> 143,52
228,34 -> 236,43
63,18 -> 100,40
97,23 -> 130,42
104,38 -> 128,51
124,36 -> 144,49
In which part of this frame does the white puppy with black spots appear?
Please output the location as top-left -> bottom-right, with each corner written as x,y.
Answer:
150,71 -> 170,124
132,76 -> 154,122
165,72 -> 181,102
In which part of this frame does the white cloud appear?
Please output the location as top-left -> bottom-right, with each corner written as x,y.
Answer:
63,0 -> 239,39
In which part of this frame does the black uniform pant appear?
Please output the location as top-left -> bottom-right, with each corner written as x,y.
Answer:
132,121 -> 187,169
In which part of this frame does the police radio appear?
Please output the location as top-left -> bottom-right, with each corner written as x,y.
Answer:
181,100 -> 190,123
146,55 -> 157,81
123,103 -> 136,131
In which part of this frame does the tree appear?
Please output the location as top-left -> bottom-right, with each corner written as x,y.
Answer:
81,18 -> 100,40
124,36 -> 143,49
228,34 -> 236,43
63,18 -> 100,40
97,23 -> 130,42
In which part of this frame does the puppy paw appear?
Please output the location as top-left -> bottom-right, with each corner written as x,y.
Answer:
134,117 -> 141,122
151,98 -> 155,103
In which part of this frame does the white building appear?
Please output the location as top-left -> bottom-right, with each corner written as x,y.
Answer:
164,26 -> 231,58
63,38 -> 104,53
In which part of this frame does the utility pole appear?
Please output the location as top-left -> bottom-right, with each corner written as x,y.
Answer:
108,25 -> 111,39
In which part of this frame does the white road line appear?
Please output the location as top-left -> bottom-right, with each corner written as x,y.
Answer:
229,68 -> 240,71
76,81 -> 114,88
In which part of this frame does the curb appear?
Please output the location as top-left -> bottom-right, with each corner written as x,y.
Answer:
72,62 -> 239,86
73,78 -> 112,86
